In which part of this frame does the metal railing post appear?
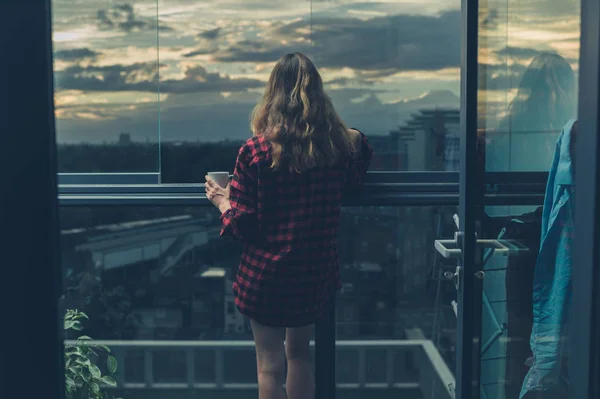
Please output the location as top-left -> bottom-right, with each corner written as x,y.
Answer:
315,295 -> 336,399
215,348 -> 225,388
186,348 -> 195,388
143,348 -> 154,388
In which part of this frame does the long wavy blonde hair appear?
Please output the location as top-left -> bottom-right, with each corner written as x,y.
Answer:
251,52 -> 356,173
506,53 -> 575,132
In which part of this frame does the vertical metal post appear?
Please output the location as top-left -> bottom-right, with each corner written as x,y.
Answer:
315,295 -> 336,399
572,0 -> 600,397
458,0 -> 482,397
144,349 -> 154,388
0,1 -> 62,398
357,348 -> 366,388
386,349 -> 395,387
113,347 -> 126,387
215,348 -> 225,388
186,348 -> 195,389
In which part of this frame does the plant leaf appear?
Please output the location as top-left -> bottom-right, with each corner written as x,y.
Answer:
87,348 -> 98,358
77,335 -> 93,341
90,382 -> 100,393
64,320 -> 76,330
69,351 -> 88,359
65,376 -> 76,389
76,312 -> 90,320
81,369 -> 91,383
69,365 -> 82,374
90,364 -> 102,379
92,344 -> 111,353
71,321 -> 84,331
107,355 -> 117,374
100,376 -> 117,387
75,358 -> 91,367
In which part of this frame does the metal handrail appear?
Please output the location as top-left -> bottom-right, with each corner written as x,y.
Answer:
64,339 -> 455,398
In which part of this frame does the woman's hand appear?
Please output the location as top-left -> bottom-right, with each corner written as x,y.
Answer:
205,176 -> 231,213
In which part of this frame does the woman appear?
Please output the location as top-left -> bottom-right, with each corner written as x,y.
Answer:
205,52 -> 372,399
486,52 -> 576,171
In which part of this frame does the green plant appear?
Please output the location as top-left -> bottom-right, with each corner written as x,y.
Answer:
64,310 -> 122,399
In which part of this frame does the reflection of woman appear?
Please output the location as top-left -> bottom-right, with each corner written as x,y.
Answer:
487,53 -> 576,171
205,53 -> 372,399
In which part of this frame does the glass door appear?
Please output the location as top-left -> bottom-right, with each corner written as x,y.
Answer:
478,0 -> 582,398
434,1 -> 486,397
442,0 -> 584,398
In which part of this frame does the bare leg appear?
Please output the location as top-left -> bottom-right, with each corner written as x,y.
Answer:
285,324 -> 315,399
250,319 -> 287,399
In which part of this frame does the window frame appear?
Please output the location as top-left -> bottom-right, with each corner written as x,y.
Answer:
2,1 -> 64,398
571,0 -> 600,397
9,0 -> 598,397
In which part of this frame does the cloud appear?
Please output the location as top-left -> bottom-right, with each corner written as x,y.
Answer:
479,62 -> 528,91
55,87 -> 460,144
324,76 -> 376,87
182,28 -> 223,58
55,62 -> 263,94
160,65 -> 264,93
479,7 -> 499,30
212,40 -> 286,63
198,27 -> 221,40
96,3 -> 173,33
55,63 -> 159,92
479,63 -> 514,91
497,46 -> 550,61
211,11 -> 460,74
183,48 -> 218,58
54,48 -> 101,62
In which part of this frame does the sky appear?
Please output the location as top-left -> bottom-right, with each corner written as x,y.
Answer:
51,0 -> 581,144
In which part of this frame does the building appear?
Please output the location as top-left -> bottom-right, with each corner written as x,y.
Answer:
391,109 -> 460,172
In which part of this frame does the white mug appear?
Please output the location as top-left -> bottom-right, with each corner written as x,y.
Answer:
207,171 -> 230,188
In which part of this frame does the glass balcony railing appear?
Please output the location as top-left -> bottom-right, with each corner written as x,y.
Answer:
60,205 -> 458,399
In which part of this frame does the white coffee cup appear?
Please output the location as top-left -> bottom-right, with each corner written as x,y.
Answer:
207,171 -> 230,188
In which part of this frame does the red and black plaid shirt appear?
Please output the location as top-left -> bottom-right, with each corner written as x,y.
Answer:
220,131 -> 373,327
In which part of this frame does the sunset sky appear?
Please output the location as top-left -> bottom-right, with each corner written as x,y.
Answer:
51,0 -> 580,144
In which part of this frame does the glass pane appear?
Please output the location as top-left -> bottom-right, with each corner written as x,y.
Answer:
159,0 -> 462,183
61,205 -> 460,397
157,1 -> 309,183
60,206 -> 314,397
478,1 -> 580,398
336,206 -> 458,398
53,0 -> 463,181
308,2 -> 461,173
480,0 -> 580,172
53,1 -> 160,174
